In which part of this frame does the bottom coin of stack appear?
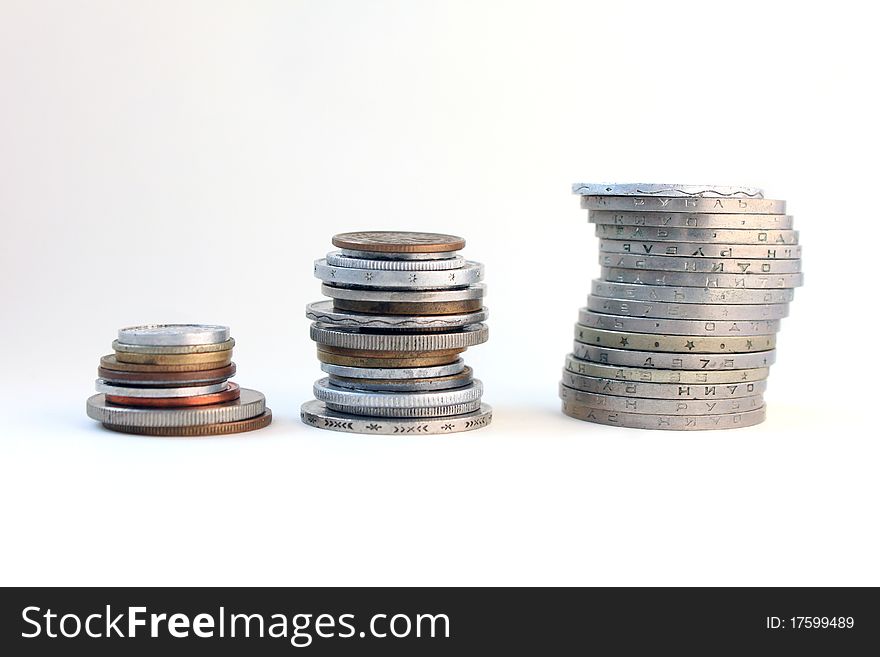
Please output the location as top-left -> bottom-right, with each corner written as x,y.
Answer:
86,324 -> 272,436
301,230 -> 492,434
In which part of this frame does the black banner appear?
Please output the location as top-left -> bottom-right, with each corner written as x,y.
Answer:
1,587 -> 875,654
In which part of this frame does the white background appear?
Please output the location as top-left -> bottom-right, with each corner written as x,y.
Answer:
1,1 -> 877,586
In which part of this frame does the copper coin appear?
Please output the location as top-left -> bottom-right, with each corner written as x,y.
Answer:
331,231 -> 465,254
106,382 -> 242,408
317,349 -> 462,368
333,298 -> 484,315
102,409 -> 272,437
97,363 -> 236,385
100,354 -> 232,373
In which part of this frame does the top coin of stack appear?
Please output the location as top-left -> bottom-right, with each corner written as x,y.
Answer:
87,324 -> 272,436
302,231 -> 492,434
560,183 -> 803,430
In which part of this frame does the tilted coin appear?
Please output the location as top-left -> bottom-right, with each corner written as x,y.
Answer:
317,350 -> 463,368
572,183 -> 764,198
559,384 -> 764,414
333,298 -> 485,316
591,280 -> 796,305
578,308 -> 781,336
310,323 -> 489,351
599,253 -> 802,274
574,325 -> 775,353
602,267 -> 804,289
105,383 -> 241,407
580,196 -> 786,214
117,324 -> 229,347
314,259 -> 483,290
306,300 -> 488,329
111,338 -> 235,355
332,231 -> 466,253
563,355 -> 770,384
588,210 -> 793,229
595,224 -> 798,245
586,296 -> 789,320
599,239 -> 802,260
99,354 -> 233,373
113,350 -> 233,366
329,367 -> 473,392
324,400 -> 482,418
338,248 -> 460,261
313,378 -> 483,409
86,389 -> 266,427
325,251 -> 466,271
320,360 -> 466,379
322,283 -> 486,303
103,410 -> 272,436
561,370 -> 767,399
571,343 -> 777,370
301,400 -> 492,434
97,363 -> 237,385
561,402 -> 766,430
95,380 -> 228,398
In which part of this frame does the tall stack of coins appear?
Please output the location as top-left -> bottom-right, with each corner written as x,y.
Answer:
302,231 -> 492,434
560,183 -> 803,430
87,324 -> 272,436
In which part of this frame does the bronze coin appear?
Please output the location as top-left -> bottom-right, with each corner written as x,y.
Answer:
331,231 -> 465,253
100,354 -> 232,373
114,349 -> 232,366
317,349 -> 461,368
333,298 -> 484,315
105,383 -> 241,408
97,363 -> 237,385
102,409 -> 272,437
316,345 -> 466,359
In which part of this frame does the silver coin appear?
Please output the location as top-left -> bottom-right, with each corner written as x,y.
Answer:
325,400 -> 483,418
561,370 -> 767,399
571,342 -> 777,369
314,259 -> 483,290
96,370 -> 236,387
595,224 -> 798,245
585,296 -> 789,320
306,300 -> 488,329
572,183 -> 764,198
86,389 -> 266,427
578,309 -> 781,336
325,251 -> 466,271
321,283 -> 486,303
559,384 -> 764,415
602,267 -> 804,289
313,378 -> 483,409
588,210 -> 793,229
573,325 -> 775,354
563,355 -> 770,384
94,380 -> 228,398
301,400 -> 492,434
591,280 -> 796,304
580,196 -> 786,214
320,360 -> 466,379
562,402 -> 766,430
309,323 -> 489,351
599,253 -> 802,274
117,324 -> 230,347
111,338 -> 235,355
599,239 -> 802,260
329,367 -> 473,392
339,248 -> 460,261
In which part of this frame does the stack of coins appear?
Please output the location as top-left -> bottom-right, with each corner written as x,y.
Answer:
87,324 -> 272,436
302,231 -> 492,434
560,183 -> 803,430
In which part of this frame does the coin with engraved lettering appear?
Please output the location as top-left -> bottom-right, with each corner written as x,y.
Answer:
561,402 -> 766,430
574,326 -> 775,353
598,254 -> 802,274
595,224 -> 798,244
588,210 -> 793,229
601,267 -> 804,288
586,296 -> 789,320
563,355 -> 770,384
561,370 -> 767,399
599,239 -> 802,260
578,309 -> 781,336
571,343 -> 777,370
559,384 -> 764,414
314,259 -> 483,289
581,196 -> 786,214
590,280 -> 796,305
572,183 -> 764,198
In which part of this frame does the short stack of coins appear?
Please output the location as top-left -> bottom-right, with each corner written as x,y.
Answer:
560,183 -> 803,430
301,231 -> 492,434
87,324 -> 272,436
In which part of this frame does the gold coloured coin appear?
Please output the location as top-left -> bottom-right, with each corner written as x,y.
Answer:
114,350 -> 233,366
331,231 -> 465,253
102,410 -> 272,436
317,349 -> 462,368
574,325 -> 775,353
100,354 -> 234,373
111,338 -> 235,355
333,299 -> 484,315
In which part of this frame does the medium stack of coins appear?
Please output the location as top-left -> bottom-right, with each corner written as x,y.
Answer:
87,324 -> 272,436
560,183 -> 803,430
302,231 -> 492,434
